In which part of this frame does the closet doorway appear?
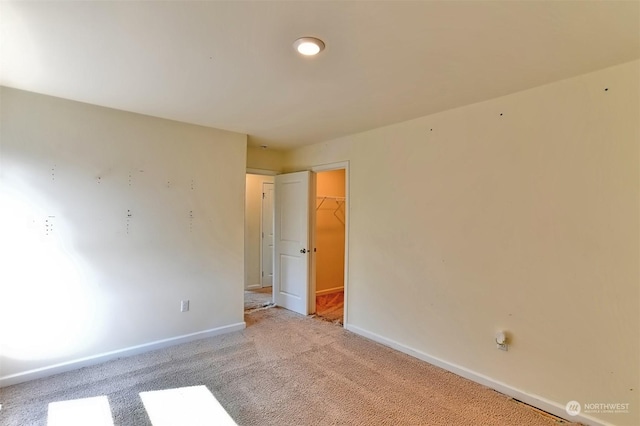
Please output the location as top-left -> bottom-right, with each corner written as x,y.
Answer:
313,168 -> 346,324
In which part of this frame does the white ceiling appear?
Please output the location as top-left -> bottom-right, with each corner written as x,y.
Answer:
1,1 -> 638,150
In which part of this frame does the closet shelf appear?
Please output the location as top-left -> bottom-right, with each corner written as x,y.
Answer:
316,196 -> 345,201
316,196 -> 345,209
316,196 -> 346,225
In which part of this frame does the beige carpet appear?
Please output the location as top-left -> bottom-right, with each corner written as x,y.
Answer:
244,287 -> 273,311
0,307 -> 577,425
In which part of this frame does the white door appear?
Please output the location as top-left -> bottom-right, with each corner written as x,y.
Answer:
260,182 -> 274,287
273,171 -> 311,315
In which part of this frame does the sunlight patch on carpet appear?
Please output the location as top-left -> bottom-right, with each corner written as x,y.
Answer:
47,396 -> 113,426
139,385 -> 237,426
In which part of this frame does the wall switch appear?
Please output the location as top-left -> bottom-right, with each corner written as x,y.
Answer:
180,300 -> 190,312
495,331 -> 508,351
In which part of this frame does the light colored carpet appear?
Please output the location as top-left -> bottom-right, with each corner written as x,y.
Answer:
244,287 -> 273,311
0,307 -> 577,425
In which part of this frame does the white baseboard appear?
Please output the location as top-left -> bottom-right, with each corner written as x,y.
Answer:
316,286 -> 344,296
0,322 -> 246,388
345,324 -> 612,426
245,284 -> 261,290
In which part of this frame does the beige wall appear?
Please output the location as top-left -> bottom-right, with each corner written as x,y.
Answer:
315,170 -> 346,293
284,60 -> 639,426
246,146 -> 285,172
0,87 -> 247,384
245,174 -> 274,289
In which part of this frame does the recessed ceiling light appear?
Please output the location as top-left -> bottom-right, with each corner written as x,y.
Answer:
293,37 -> 325,56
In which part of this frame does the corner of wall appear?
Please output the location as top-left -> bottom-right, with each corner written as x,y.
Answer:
246,146 -> 286,173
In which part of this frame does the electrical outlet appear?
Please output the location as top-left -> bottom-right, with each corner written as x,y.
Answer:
180,300 -> 189,312
497,342 -> 508,351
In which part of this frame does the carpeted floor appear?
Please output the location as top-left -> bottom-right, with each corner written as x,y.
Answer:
246,287 -> 344,325
0,307 -> 577,426
315,291 -> 344,324
244,287 -> 273,311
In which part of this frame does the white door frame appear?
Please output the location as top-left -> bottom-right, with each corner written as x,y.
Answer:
245,169 -> 277,292
311,161 -> 349,327
260,181 -> 274,288
250,163 -> 349,325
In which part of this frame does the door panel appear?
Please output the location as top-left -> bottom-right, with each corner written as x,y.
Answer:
279,183 -> 302,242
274,171 -> 310,314
280,255 -> 302,296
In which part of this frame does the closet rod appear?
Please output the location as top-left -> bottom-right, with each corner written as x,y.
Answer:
316,196 -> 345,211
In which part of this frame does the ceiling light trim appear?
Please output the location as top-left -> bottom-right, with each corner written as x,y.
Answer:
293,37 -> 325,56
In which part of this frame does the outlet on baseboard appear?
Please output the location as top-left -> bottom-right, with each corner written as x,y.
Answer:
180,300 -> 190,312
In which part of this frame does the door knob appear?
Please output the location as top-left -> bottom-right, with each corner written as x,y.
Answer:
300,248 -> 307,254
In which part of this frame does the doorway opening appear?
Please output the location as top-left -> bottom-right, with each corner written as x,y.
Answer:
244,173 -> 275,311
313,168 -> 346,324
260,162 -> 349,324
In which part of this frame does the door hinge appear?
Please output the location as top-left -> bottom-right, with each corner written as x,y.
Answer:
262,232 -> 264,238
262,192 -> 265,199
262,271 -> 264,277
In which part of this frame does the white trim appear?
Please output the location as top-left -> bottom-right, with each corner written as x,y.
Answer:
311,161 -> 349,173
260,181 -> 274,288
316,286 -> 344,296
343,164 -> 349,328
0,322 -> 246,388
310,161 -> 350,328
246,284 -> 261,290
345,324 -> 612,426
246,168 -> 278,176
309,171 -> 318,313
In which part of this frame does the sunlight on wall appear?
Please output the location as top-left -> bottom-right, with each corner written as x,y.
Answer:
0,188 -> 101,361
0,3 -> 43,87
140,386 -> 237,426
47,396 -> 113,426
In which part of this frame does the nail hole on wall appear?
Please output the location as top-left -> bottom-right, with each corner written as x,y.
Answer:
604,88 -> 609,91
